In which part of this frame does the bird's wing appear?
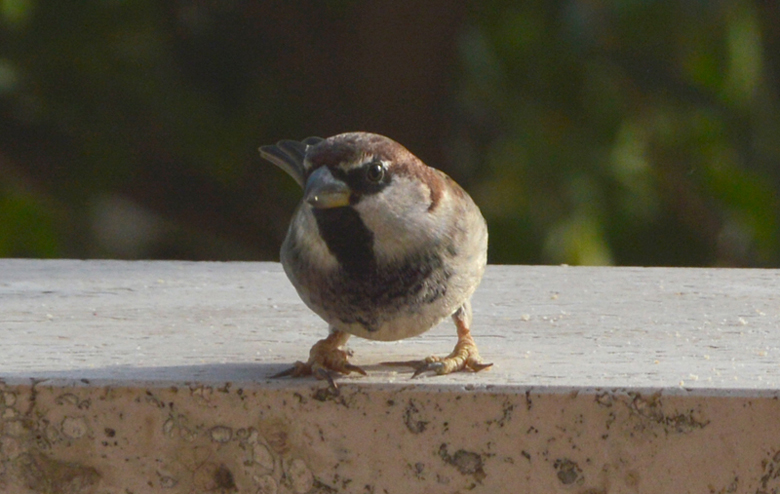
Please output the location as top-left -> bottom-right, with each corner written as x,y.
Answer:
259,137 -> 324,188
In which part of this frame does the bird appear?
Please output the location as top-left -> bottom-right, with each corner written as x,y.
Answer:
259,132 -> 490,378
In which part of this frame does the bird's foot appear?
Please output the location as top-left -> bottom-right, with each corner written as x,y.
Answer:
412,334 -> 492,377
383,303 -> 492,378
385,333 -> 492,378
271,331 -> 367,380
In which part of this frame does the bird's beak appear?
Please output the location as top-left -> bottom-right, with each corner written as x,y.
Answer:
304,166 -> 351,209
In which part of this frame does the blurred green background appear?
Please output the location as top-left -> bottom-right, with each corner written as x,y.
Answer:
1,1 -> 778,267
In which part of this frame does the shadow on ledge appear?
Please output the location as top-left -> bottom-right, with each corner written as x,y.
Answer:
0,362 -> 418,386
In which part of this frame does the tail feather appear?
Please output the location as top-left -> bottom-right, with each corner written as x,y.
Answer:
259,136 -> 324,188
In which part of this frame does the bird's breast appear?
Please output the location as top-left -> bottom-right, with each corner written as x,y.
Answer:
282,219 -> 456,340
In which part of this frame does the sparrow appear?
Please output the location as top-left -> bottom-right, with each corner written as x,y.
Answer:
259,132 -> 490,378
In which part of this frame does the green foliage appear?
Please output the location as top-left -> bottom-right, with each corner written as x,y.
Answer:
0,1 -> 778,266
458,1 -> 780,266
0,185 -> 59,257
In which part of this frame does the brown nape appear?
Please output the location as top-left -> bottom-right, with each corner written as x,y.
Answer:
393,160 -> 445,212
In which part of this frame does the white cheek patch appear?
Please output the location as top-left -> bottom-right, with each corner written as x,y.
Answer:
356,175 -> 447,262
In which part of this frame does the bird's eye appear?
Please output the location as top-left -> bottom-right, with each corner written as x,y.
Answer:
365,161 -> 385,183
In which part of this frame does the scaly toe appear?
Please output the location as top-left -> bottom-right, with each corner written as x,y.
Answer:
415,341 -> 492,377
411,360 -> 445,378
383,351 -> 492,378
271,333 -> 366,379
312,349 -> 366,377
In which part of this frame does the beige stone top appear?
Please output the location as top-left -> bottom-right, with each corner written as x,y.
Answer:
1,260 -> 778,392
2,260 -> 780,493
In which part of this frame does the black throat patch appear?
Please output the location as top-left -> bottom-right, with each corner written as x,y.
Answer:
308,204 -> 449,333
312,206 -> 375,275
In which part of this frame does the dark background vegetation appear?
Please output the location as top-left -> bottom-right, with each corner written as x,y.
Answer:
1,1 -> 779,267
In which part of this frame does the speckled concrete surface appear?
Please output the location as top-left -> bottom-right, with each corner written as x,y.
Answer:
2,381 -> 780,493
1,260 -> 780,492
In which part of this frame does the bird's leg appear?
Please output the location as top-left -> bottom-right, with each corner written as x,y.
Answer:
272,329 -> 367,379
384,302 -> 493,377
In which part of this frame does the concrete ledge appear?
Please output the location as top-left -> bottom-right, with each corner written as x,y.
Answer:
1,260 -> 779,492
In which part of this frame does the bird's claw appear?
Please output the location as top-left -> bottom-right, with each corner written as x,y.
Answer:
412,356 -> 492,378
271,360 -> 366,379
383,357 -> 492,378
383,336 -> 492,378
411,360 -> 444,378
270,332 -> 367,380
270,361 -> 309,378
